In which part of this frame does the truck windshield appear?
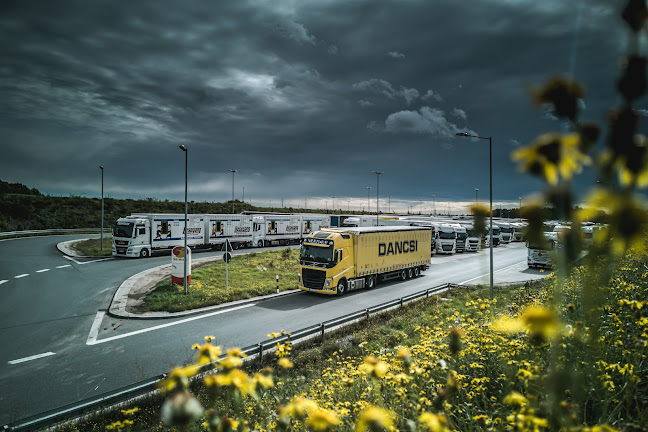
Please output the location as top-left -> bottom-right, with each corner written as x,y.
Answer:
113,222 -> 134,238
300,244 -> 333,263
457,233 -> 467,240
439,232 -> 455,239
500,227 -> 512,233
466,229 -> 479,237
528,240 -> 554,250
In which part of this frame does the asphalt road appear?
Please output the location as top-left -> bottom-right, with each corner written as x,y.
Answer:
0,235 -> 545,426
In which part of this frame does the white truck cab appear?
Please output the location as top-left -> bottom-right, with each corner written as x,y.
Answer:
435,224 -> 457,254
112,216 -> 153,258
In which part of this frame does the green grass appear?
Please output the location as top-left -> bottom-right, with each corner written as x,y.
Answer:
141,248 -> 300,312
73,236 -> 113,256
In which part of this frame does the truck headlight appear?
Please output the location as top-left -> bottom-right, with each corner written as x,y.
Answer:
298,274 -> 302,284
324,278 -> 332,288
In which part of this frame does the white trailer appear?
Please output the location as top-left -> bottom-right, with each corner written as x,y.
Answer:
112,213 -> 209,258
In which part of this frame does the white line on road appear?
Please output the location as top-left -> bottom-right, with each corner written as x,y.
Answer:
14,274 -> 29,279
56,264 -> 72,269
63,256 -> 114,265
8,351 -> 56,365
0,280 -> 8,285
459,261 -> 527,285
36,268 -> 51,273
87,303 -> 257,345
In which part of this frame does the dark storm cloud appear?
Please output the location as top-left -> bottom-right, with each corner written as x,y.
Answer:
0,0 -> 634,211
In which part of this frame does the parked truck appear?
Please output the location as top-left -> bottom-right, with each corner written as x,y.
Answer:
112,213 -> 331,258
299,226 -> 431,295
434,224 -> 457,254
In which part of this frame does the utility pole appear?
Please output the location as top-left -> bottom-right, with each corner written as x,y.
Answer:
100,166 -> 104,250
179,145 -> 188,295
366,187 -> 371,215
371,171 -> 383,226
229,169 -> 237,214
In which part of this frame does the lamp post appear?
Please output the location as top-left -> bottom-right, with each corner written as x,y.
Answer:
229,169 -> 237,214
432,195 -> 436,215
457,132 -> 494,300
179,145 -> 188,295
371,171 -> 383,225
332,196 -> 335,213
388,196 -> 391,213
519,197 -> 522,219
475,188 -> 479,204
99,166 -> 104,251
366,187 -> 371,215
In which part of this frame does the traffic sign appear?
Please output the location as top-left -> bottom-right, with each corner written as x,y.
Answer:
224,239 -> 233,252
223,252 -> 232,263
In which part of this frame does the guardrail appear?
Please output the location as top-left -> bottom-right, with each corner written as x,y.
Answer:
0,228 -> 111,239
3,282 -> 457,431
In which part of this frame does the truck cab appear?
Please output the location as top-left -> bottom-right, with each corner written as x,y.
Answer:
498,222 -> 513,244
452,224 -> 467,253
435,224 -> 457,254
112,216 -> 151,258
299,231 -> 355,294
527,236 -> 556,268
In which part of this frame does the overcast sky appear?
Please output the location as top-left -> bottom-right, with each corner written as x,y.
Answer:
1,0 -> 645,213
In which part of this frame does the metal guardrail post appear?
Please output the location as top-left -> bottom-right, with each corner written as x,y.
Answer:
320,323 -> 325,341
365,308 -> 369,320
400,298 -> 403,307
258,343 -> 263,363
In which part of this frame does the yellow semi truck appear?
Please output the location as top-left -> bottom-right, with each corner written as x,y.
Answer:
298,226 -> 431,295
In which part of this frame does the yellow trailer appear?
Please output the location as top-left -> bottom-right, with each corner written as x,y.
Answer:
299,226 -> 431,295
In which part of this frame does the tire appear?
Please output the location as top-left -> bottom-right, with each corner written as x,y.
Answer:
140,248 -> 150,258
264,240 -> 270,247
366,275 -> 377,289
336,279 -> 347,296
407,268 -> 413,279
400,270 -> 407,281
257,240 -> 264,248
413,267 -> 420,277
233,242 -> 240,250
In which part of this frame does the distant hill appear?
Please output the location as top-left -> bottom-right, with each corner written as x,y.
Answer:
0,179 -> 41,196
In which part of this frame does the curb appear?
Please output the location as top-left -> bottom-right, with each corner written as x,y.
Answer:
56,238 -> 109,258
107,253 -> 301,320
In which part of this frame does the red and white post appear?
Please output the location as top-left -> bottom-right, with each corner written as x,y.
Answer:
276,275 -> 279,294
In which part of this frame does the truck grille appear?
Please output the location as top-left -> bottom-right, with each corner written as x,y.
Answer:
442,244 -> 453,251
302,268 -> 326,290
116,247 -> 127,255
115,240 -> 129,246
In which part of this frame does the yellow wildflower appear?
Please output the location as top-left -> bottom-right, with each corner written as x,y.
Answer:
278,358 -> 294,369
356,406 -> 396,432
419,412 -> 449,432
360,356 -> 389,378
306,407 -> 341,431
503,391 -> 529,407
158,364 -> 201,393
120,407 -> 139,416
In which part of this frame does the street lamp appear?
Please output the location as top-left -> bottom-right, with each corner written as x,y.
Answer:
475,188 -> 479,204
456,132 -> 494,300
179,145 -> 188,295
229,169 -> 237,214
366,187 -> 371,215
371,171 -> 383,225
347,199 -> 350,211
519,197 -> 522,219
99,166 -> 104,251
432,195 -> 436,215
332,196 -> 335,213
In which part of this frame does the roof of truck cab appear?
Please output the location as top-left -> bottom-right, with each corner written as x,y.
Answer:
320,226 -> 429,235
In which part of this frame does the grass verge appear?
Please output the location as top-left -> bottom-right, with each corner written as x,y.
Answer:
140,248 -> 300,312
73,236 -> 113,256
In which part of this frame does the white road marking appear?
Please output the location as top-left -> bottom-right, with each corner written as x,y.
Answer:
56,265 -> 72,269
63,256 -> 114,265
0,280 -> 8,285
86,311 -> 106,345
36,268 -> 51,273
87,303 -> 256,345
8,351 -> 56,365
459,261 -> 527,285
14,274 -> 29,279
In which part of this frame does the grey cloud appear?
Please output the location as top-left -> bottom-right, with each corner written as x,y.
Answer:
451,108 -> 467,120
422,90 -> 443,102
328,45 -> 338,54
383,107 -> 476,137
275,19 -> 316,45
358,100 -> 373,107
387,51 -> 405,59
352,79 -> 419,105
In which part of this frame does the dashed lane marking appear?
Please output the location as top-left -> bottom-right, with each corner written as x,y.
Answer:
14,274 -> 29,279
0,280 -> 7,285
56,265 -> 71,269
87,303 -> 257,345
36,268 -> 51,273
8,351 -> 56,365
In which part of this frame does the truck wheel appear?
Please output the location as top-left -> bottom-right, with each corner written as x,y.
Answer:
140,249 -> 150,258
414,267 -> 420,277
407,268 -> 413,279
400,270 -> 407,281
257,240 -> 264,248
366,275 -> 377,289
336,280 -> 347,296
